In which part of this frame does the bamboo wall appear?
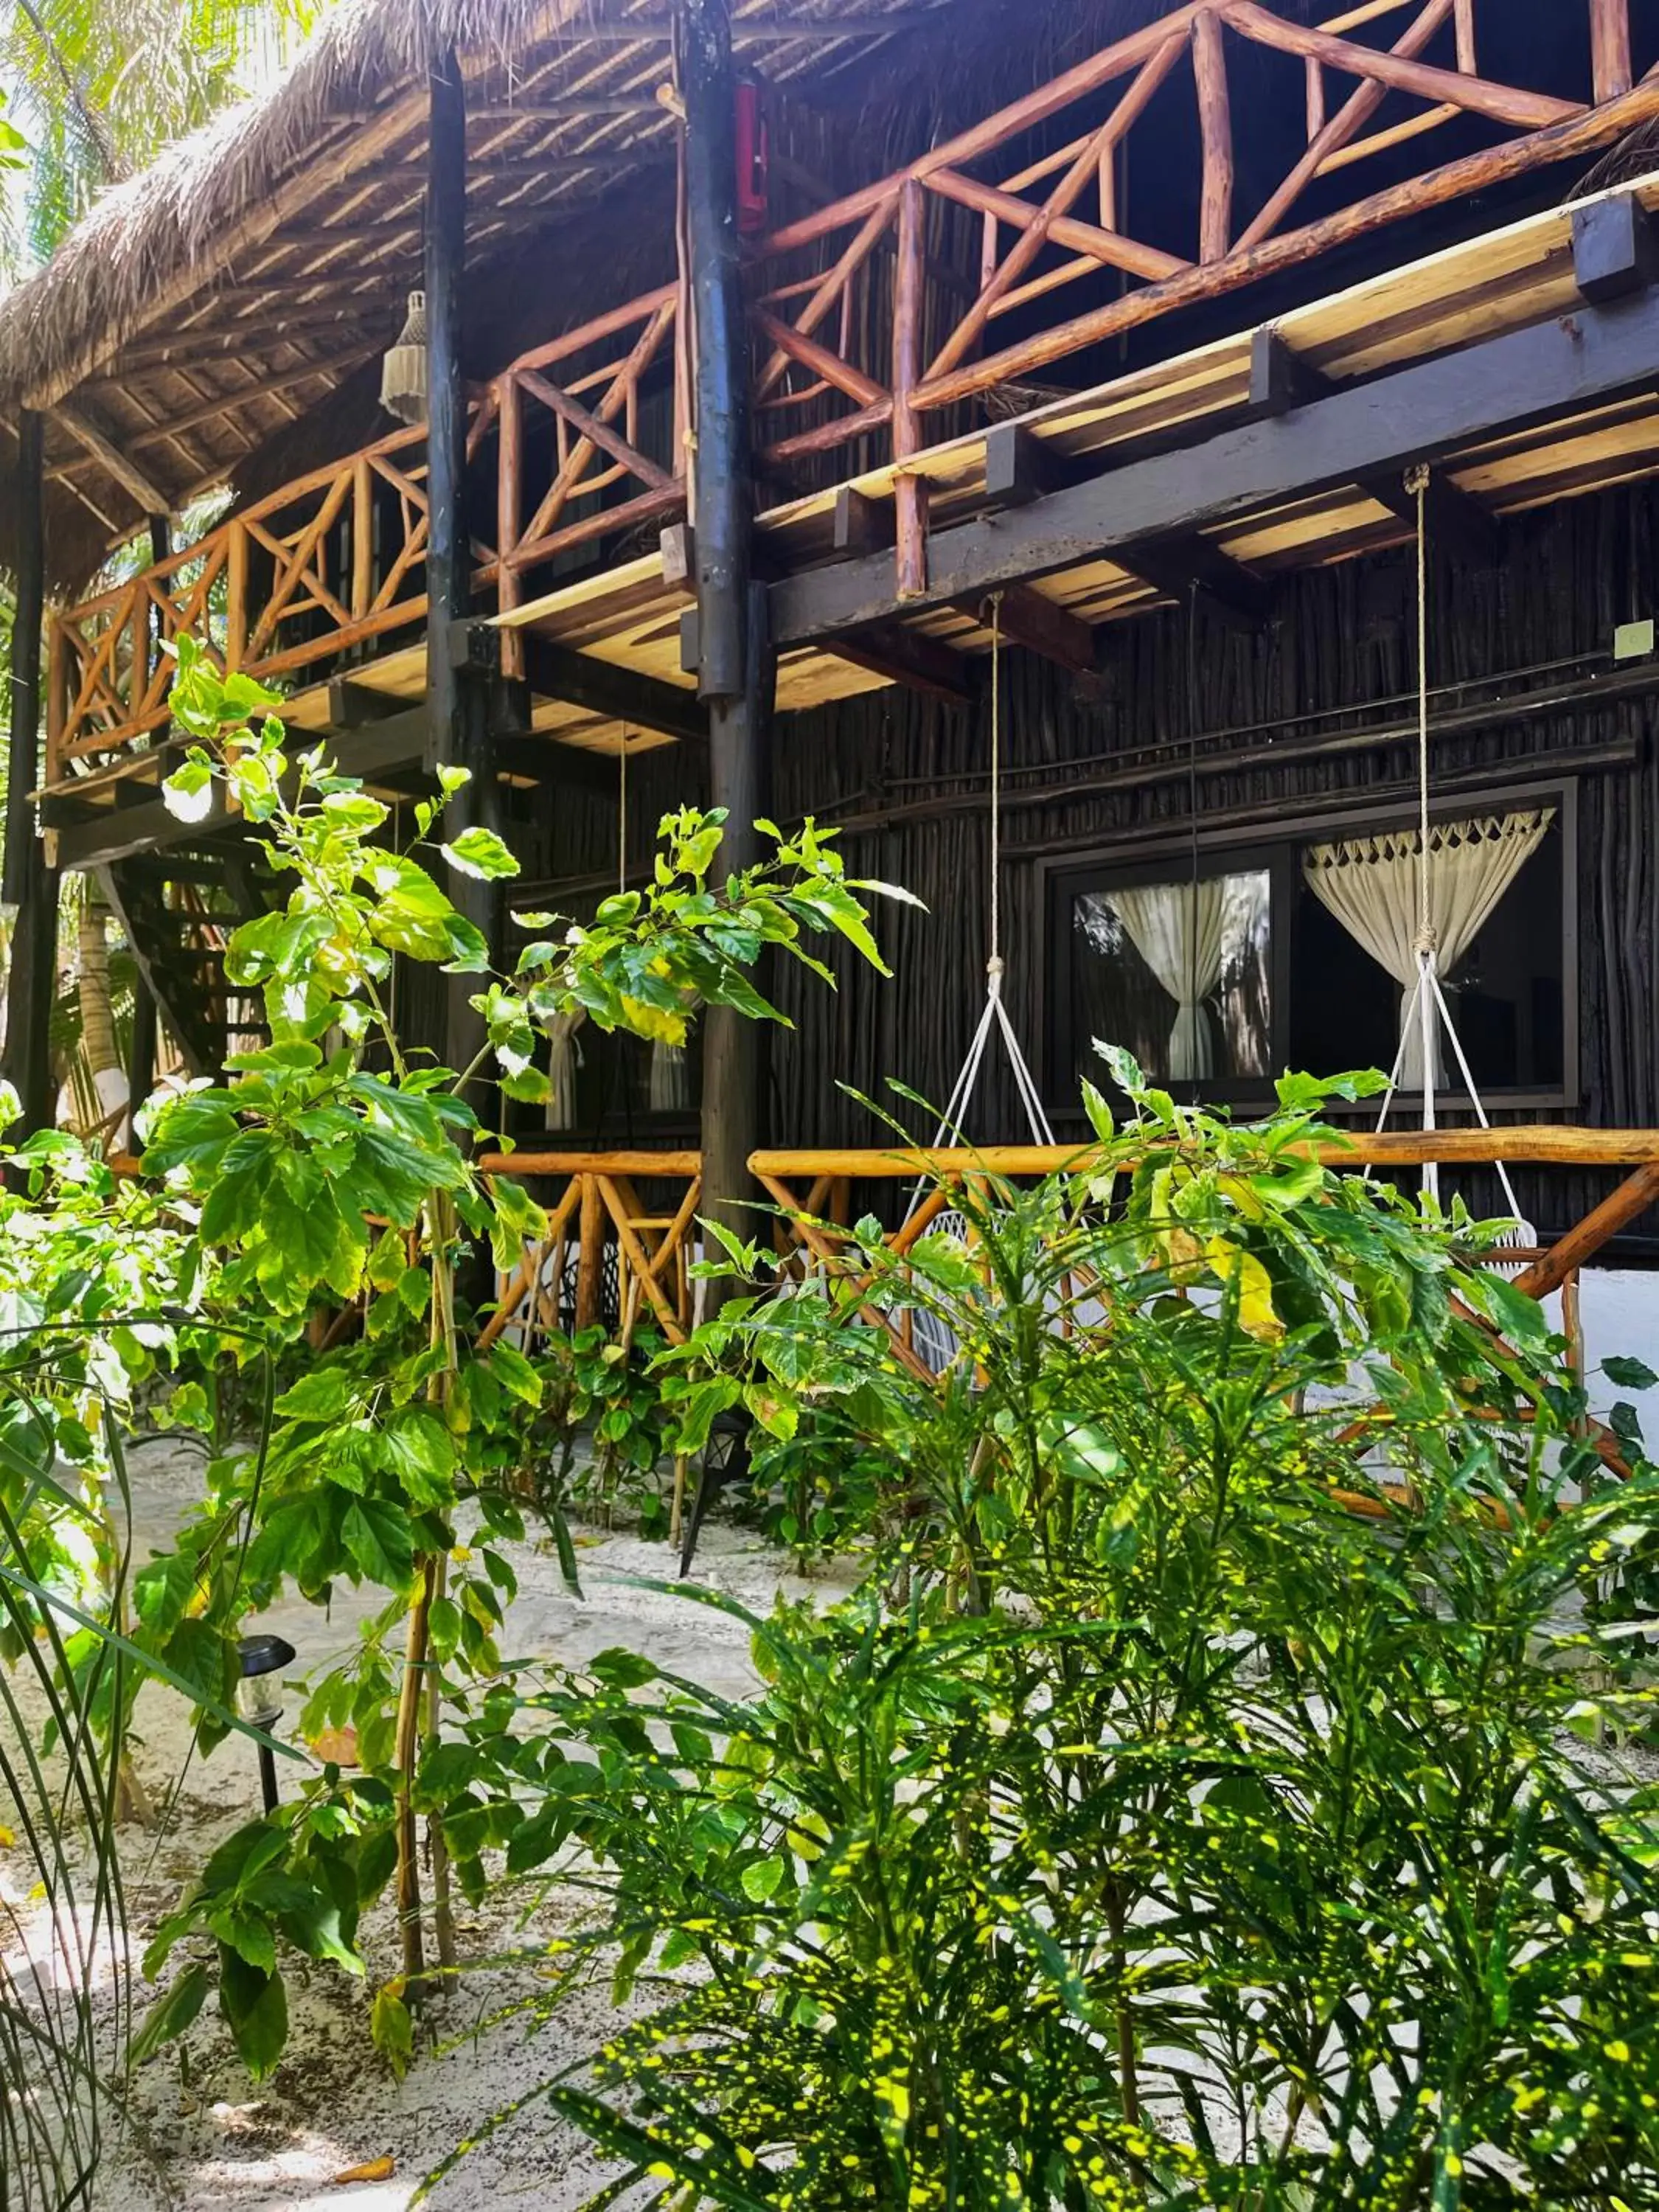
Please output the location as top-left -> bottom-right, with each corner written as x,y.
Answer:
530,478 -> 1659,1248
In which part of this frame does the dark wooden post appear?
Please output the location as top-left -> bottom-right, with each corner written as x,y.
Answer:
424,47 -> 491,1084
1,409 -> 58,1140
679,0 -> 774,1265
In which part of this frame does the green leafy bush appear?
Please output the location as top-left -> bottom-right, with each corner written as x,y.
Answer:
465,1062 -> 1659,2209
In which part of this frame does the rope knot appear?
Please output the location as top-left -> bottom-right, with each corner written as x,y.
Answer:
1405,462 -> 1431,497
987,955 -> 1005,981
1414,927 -> 1439,959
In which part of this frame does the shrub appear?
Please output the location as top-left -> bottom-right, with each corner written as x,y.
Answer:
469,1064 -> 1659,2209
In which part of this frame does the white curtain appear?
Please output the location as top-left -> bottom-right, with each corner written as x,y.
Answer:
1108,880 -> 1228,1080
650,1038 -> 689,1113
545,1009 -> 585,1131
1302,809 -> 1554,1091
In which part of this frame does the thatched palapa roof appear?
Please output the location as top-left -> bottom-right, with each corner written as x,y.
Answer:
1,0 -> 1036,588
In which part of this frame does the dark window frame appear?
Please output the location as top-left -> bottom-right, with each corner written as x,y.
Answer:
1037,776 -> 1579,1117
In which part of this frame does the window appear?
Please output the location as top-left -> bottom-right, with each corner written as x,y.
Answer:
1044,790 -> 1573,1109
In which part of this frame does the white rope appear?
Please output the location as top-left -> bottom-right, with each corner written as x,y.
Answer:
902,597 -> 1052,1225
1367,469 -> 1531,1250
618,724 -> 628,893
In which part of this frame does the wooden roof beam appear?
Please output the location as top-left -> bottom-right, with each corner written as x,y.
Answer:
1119,534 -> 1273,628
515,627 -> 709,748
1363,465 -> 1500,567
956,582 -> 1097,673
52,402 -> 173,516
770,282 -> 1659,650
828,621 -> 974,704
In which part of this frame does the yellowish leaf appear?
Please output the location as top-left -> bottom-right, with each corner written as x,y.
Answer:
333,2155 -> 395,2185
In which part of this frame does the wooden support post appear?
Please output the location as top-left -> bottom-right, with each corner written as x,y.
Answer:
1193,10 -> 1234,264
425,49 -> 490,1084
0,409 -> 58,1144
576,1174 -> 605,1331
892,176 -> 929,599
1590,0 -> 1633,103
681,0 -> 774,1293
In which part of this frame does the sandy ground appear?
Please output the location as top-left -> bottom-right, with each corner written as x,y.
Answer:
1,1438 -> 844,2212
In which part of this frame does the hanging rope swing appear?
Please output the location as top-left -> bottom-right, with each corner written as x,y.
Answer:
1369,465 -> 1535,1253
912,592 -> 1054,1171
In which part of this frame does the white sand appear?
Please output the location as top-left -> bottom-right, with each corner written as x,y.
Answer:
1,1437 -> 841,2212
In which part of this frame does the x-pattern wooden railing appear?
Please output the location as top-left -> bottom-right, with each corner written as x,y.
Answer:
481,1128 -> 1659,1395
45,417 -> 488,793
46,0 -> 1649,780
480,1155 -> 706,1352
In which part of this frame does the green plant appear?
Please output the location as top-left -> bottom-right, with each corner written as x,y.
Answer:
456,1059 -> 1659,2210
121,636 -> 907,2070
530,1324 -> 676,1541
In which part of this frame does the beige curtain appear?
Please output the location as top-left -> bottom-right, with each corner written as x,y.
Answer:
1108,880 -> 1228,1080
1302,809 -> 1554,1089
650,1039 -> 689,1113
545,1009 -> 585,1131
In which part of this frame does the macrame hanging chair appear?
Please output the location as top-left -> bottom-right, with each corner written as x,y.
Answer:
1366,465 -> 1536,1263
904,597 -> 1054,1372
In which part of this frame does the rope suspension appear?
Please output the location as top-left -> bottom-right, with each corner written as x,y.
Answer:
1368,467 -> 1533,1247
904,595 -> 1053,1223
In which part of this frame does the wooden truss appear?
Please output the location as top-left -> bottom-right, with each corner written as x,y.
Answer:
46,0 -> 1655,785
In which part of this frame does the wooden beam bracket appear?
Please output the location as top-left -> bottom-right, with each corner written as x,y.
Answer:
955,581 -> 1097,675
1248,325 -> 1333,415
1572,191 -> 1659,305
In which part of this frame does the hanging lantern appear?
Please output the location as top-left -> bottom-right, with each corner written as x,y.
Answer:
380,291 -> 428,424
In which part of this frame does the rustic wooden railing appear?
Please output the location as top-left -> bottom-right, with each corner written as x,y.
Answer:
45,0 -> 1652,783
478,1128 -> 1659,1385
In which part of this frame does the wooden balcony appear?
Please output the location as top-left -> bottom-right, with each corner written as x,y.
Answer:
41,0 -> 1659,832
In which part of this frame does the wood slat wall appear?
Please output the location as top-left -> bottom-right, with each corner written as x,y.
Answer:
529,475 -> 1659,1245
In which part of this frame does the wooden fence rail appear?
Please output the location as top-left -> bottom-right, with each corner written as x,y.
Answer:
46,0 -> 1650,778
479,1127 -> 1659,1378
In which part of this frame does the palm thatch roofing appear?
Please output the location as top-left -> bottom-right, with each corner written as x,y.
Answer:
0,0 -> 1208,588
4,0 -> 1611,591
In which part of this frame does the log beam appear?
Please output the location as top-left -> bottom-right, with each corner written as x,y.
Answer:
830,621 -> 975,703
52,403 -> 173,517
1589,0 -> 1633,103
771,282 -> 1659,647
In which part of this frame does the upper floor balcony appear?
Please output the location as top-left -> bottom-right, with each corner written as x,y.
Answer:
28,0 -> 1659,850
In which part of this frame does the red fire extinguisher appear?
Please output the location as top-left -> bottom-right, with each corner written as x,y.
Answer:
735,80 -> 769,235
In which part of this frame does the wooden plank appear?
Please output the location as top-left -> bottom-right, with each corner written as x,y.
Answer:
1514,1162 -> 1659,1298
771,282 -> 1659,644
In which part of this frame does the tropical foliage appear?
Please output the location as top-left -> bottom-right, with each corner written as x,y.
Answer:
434,1062 -> 1659,2210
